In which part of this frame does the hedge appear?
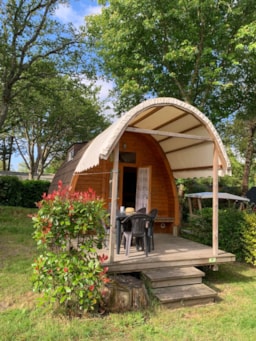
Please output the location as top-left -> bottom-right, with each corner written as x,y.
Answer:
0,176 -> 50,208
182,207 -> 246,262
242,212 -> 256,266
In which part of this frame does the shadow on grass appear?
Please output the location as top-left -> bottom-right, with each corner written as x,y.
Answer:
199,262 -> 256,297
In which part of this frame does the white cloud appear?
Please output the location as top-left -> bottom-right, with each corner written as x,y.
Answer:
80,77 -> 115,118
86,5 -> 102,16
96,79 -> 115,101
54,4 -> 84,28
54,2 -> 102,28
96,79 -> 116,119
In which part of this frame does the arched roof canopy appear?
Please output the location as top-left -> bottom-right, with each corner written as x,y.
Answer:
75,97 -> 231,179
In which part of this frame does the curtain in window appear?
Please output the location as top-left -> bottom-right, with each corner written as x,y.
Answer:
135,167 -> 149,211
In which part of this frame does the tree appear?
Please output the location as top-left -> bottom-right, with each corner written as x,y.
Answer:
11,62 -> 109,179
219,14 -> 256,194
86,0 -> 256,192
86,0 -> 256,121
0,0 -> 91,131
220,116 -> 256,194
0,133 -> 14,171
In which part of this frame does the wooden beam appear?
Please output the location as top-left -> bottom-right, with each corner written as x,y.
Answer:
198,198 -> 202,211
108,144 -> 119,263
212,144 -> 219,257
188,197 -> 193,216
126,126 -> 213,141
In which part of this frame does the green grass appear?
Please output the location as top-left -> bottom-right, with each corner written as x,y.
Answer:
1,206 -> 256,340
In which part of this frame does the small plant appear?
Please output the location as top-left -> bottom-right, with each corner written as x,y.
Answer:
31,180 -> 110,316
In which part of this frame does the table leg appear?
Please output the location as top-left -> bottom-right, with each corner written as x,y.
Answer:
116,218 -> 121,254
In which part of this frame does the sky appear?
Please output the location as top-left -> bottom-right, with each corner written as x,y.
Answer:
11,0 -> 115,171
55,0 -> 114,107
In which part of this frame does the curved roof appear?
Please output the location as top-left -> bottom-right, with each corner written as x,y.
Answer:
75,97 -> 231,179
49,142 -> 90,193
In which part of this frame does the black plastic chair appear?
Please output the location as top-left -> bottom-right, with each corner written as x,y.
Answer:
148,208 -> 158,251
137,207 -> 146,213
122,213 -> 152,257
122,207 -> 146,248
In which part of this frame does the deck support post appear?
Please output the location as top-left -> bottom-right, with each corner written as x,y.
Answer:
212,144 -> 219,257
108,143 -> 119,263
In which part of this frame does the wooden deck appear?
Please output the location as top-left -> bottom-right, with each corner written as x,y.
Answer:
102,234 -> 235,273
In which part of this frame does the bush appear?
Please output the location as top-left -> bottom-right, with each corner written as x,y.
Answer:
0,176 -> 50,208
184,208 -> 213,245
31,180 -> 110,316
185,208 -> 245,261
21,180 -> 50,207
241,212 -> 256,266
0,176 -> 23,206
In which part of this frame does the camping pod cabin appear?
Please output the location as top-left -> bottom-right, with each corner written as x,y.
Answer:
49,97 -> 231,237
49,131 -> 178,234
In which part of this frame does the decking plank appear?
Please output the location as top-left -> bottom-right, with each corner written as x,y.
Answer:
143,266 -> 205,281
153,283 -> 217,302
101,235 -> 235,273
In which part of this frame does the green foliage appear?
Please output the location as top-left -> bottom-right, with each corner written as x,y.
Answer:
0,176 -> 50,208
87,0 -> 256,195
219,208 -> 245,261
11,65 -> 109,178
31,181 -> 110,316
185,208 -> 245,261
21,180 -> 50,208
0,176 -> 23,206
241,211 -> 256,266
0,0 -> 92,130
87,0 -> 256,121
185,208 -> 213,246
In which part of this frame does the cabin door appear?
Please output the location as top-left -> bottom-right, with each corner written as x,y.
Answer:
135,167 -> 151,212
122,166 -> 151,211
122,167 -> 137,208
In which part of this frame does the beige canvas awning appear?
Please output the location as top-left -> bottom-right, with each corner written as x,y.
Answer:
75,97 -> 231,178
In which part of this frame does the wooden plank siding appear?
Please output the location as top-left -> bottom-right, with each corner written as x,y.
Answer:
73,132 -> 179,233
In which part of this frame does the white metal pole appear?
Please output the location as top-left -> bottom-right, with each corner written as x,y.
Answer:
212,144 -> 219,257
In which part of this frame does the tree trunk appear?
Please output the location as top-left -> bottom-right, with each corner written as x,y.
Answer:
0,101 -> 9,130
241,123 -> 256,195
102,274 -> 149,312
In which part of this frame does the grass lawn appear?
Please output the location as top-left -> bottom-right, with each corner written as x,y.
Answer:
1,206 -> 256,341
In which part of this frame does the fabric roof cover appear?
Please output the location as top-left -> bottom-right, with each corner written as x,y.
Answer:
75,97 -> 231,179
185,192 -> 249,202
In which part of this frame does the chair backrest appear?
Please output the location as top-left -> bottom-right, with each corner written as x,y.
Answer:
123,213 -> 152,237
137,207 -> 146,213
148,208 -> 158,219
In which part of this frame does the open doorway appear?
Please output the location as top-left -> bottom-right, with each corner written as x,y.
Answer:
122,167 -> 137,207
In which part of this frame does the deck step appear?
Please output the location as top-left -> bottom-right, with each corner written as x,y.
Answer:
143,266 -> 205,288
152,283 -> 217,308
142,266 -> 217,309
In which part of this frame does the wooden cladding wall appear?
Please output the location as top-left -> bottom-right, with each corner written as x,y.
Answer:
73,132 -> 179,232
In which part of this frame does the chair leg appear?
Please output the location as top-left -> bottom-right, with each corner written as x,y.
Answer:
144,234 -> 148,257
123,232 -> 132,256
151,234 -> 154,250
147,228 -> 154,252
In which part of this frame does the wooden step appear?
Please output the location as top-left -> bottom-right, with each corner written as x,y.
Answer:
143,266 -> 205,288
153,283 -> 217,309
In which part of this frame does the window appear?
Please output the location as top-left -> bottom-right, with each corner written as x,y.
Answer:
119,152 -> 136,163
68,148 -> 75,161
